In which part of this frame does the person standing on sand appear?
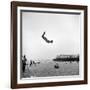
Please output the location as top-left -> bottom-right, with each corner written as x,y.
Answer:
22,55 -> 27,72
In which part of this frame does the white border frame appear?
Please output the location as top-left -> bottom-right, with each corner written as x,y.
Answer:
17,6 -> 84,84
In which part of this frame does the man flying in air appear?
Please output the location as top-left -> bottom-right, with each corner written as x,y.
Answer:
42,32 -> 53,44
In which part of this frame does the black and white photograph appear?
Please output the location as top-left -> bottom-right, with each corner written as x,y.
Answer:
11,1 -> 87,88
21,9 -> 81,79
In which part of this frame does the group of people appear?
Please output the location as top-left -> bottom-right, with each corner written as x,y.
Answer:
29,60 -> 40,66
22,55 -> 40,73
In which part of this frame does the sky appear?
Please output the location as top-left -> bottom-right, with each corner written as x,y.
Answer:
22,11 -> 81,60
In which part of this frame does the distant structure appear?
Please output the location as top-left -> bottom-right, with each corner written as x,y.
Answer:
53,54 -> 79,62
42,32 -> 53,44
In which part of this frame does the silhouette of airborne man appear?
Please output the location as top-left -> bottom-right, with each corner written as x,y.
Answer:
42,32 -> 53,43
